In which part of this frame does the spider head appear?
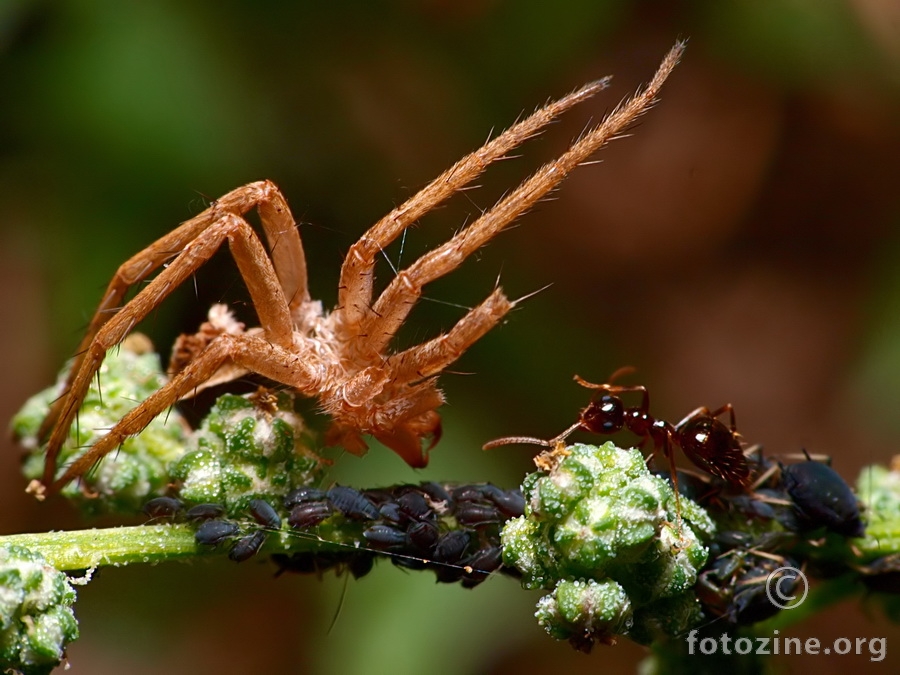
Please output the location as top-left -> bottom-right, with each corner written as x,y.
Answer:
321,378 -> 445,468
324,412 -> 442,469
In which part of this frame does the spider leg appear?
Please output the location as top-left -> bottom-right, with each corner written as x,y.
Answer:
335,78 -> 612,338
38,181 -> 306,441
319,289 -> 510,466
383,287 -> 512,384
361,42 -> 685,355
47,332 -> 326,493
40,213 -> 297,490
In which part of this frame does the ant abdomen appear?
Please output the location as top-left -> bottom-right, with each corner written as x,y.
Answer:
678,415 -> 750,488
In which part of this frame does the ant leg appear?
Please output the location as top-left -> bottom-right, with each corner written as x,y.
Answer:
660,436 -> 690,543
573,376 -> 651,413
675,404 -> 736,433
709,403 -> 737,432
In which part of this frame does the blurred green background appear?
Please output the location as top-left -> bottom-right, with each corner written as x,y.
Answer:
3,1 -> 900,673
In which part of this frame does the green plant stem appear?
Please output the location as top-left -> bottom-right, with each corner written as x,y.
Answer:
0,524 -> 345,572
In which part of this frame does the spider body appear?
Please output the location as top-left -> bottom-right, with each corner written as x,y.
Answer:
30,44 -> 685,497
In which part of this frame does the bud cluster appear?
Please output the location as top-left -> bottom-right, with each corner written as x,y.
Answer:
501,442 -> 714,651
0,545 -> 79,675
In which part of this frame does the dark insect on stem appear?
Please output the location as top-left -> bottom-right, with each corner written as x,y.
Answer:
185,503 -> 227,522
283,487 -> 327,510
781,456 -> 864,537
363,525 -> 409,550
229,530 -> 268,562
248,499 -> 282,530
327,486 -> 380,521
142,496 -> 183,519
194,519 -> 240,546
288,501 -> 335,529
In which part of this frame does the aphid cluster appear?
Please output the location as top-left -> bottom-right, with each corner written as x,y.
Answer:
144,482 -> 525,587
282,482 -> 525,588
684,452 -> 866,625
143,496 -> 282,562
695,527 -> 800,626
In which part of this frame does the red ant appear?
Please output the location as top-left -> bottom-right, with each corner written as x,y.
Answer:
485,369 -> 752,491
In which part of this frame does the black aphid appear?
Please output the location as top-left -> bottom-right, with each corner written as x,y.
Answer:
327,485 -> 379,521
142,496 -> 183,519
194,520 -> 240,546
283,487 -> 327,510
249,499 -> 282,529
407,520 -> 440,551
781,459 -> 864,537
185,503 -> 227,522
229,530 -> 268,562
363,525 -> 409,550
396,491 -> 432,522
288,501 -> 334,529
455,502 -> 502,527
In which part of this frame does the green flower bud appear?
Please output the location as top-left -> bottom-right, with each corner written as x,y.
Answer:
12,336 -> 189,515
535,578 -> 632,648
171,391 -> 325,514
502,443 -> 714,648
0,545 -> 78,675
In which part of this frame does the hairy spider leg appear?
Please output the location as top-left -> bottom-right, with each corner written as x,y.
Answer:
38,209 -> 301,491
334,78 -> 613,339
361,41 -> 686,358
47,332 -> 324,492
38,181 -> 306,441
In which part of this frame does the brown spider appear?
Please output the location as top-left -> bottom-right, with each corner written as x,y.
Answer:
30,43 -> 684,498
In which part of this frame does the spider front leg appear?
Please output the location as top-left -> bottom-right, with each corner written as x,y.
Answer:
45,333 -> 327,493
383,286 -> 512,383
36,211 -> 299,495
334,78 -> 612,340
357,42 -> 685,358
37,182 -> 306,440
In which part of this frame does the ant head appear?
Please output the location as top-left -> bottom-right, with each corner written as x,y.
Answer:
581,394 -> 625,434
